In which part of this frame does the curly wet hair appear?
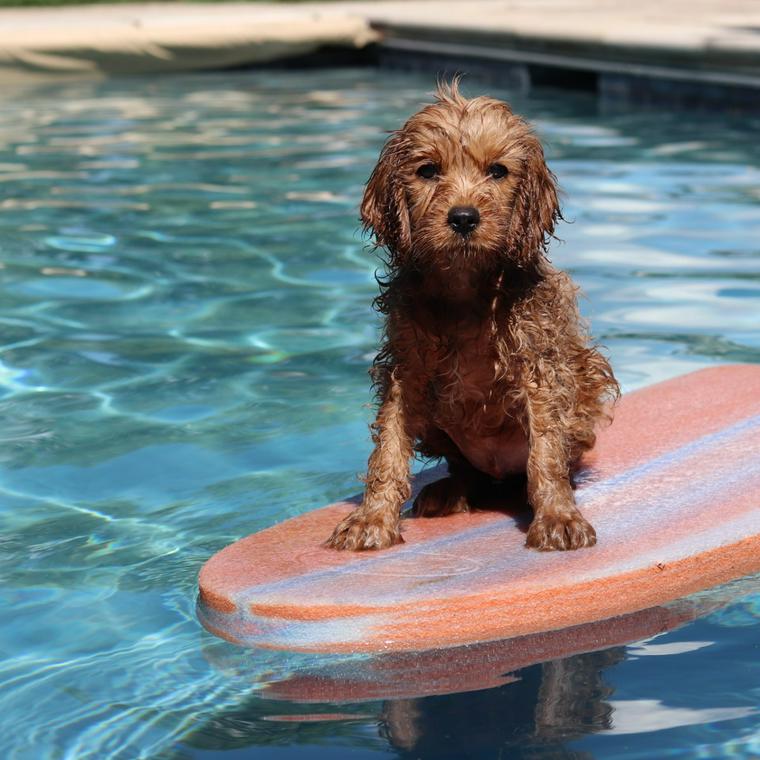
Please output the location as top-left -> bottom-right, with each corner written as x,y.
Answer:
328,79 -> 619,552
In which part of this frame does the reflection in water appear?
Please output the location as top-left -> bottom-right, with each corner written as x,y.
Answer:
179,651 -> 623,759
381,652 -> 622,759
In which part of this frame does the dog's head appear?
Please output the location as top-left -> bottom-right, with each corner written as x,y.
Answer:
361,79 -> 560,273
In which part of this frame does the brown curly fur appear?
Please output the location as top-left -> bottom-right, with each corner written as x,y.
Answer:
327,80 -> 619,552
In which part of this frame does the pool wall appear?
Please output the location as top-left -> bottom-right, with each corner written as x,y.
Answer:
2,1 -> 760,111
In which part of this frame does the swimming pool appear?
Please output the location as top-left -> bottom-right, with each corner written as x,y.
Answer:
0,68 -> 758,760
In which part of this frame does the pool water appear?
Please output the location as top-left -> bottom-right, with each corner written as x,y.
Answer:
0,68 -> 758,760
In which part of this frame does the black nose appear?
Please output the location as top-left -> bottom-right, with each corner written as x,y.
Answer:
447,206 -> 480,236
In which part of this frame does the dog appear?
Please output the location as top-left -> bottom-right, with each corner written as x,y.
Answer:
327,79 -> 618,552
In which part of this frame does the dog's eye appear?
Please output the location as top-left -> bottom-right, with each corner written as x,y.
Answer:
487,163 -> 509,180
416,163 -> 439,180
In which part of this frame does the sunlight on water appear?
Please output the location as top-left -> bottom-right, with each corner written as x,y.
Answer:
0,69 -> 758,760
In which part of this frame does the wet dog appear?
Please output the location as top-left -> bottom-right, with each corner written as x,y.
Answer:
328,80 -> 618,552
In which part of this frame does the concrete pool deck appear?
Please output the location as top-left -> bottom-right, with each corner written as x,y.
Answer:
1,1 -> 759,105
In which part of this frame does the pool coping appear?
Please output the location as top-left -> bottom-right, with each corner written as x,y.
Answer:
370,12 -> 760,110
0,2 -> 379,82
1,1 -> 759,108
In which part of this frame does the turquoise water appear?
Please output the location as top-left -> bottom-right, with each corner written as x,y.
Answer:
0,68 -> 758,759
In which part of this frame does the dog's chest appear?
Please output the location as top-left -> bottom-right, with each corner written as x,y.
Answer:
424,328 -> 514,421
432,337 -> 497,404
422,327 -> 529,478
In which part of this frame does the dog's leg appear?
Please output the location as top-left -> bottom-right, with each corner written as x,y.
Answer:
523,396 -> 596,551
327,374 -> 412,550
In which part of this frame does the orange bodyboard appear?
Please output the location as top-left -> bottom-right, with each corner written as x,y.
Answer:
198,365 -> 760,654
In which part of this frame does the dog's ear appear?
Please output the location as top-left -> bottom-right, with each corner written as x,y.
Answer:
506,138 -> 560,267
360,132 -> 411,254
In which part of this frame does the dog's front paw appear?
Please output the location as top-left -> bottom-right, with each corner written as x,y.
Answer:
412,477 -> 470,517
525,512 -> 597,551
326,510 -> 403,551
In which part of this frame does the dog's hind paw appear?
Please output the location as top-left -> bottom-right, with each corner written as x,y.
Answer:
412,477 -> 470,518
326,510 -> 403,551
525,512 -> 596,551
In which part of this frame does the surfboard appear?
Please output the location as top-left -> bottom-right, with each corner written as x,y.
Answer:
197,364 -> 760,654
